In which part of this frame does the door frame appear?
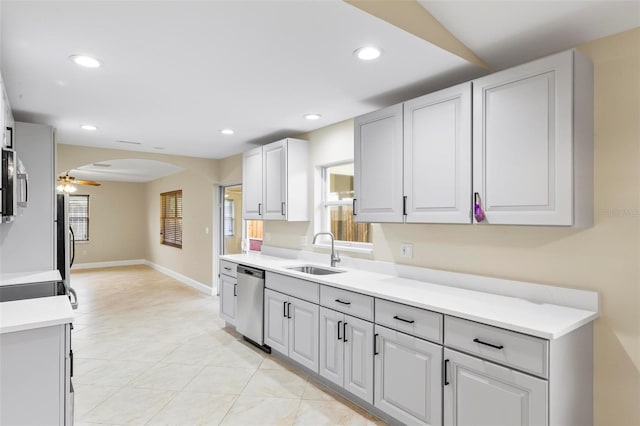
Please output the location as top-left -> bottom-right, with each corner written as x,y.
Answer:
214,183 -> 243,295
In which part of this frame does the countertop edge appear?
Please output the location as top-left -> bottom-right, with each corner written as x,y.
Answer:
220,254 -> 599,340
0,296 -> 74,334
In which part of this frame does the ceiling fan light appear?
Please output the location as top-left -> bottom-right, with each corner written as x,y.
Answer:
57,183 -> 77,193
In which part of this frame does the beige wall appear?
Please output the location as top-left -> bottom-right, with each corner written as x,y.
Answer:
58,145 -> 219,287
145,170 -> 215,286
72,181 -> 147,264
263,29 -> 640,425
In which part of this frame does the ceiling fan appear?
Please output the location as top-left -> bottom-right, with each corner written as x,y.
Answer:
57,172 -> 101,193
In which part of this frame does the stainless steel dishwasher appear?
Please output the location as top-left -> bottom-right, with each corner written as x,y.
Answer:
236,265 -> 269,351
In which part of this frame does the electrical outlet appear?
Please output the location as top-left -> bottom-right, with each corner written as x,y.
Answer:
265,232 -> 272,242
300,236 -> 307,246
400,243 -> 413,259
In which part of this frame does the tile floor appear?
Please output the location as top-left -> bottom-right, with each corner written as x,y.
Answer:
72,266 -> 386,426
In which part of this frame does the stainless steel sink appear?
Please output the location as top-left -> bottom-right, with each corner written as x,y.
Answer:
286,265 -> 345,276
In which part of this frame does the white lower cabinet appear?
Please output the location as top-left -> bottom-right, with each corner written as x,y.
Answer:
1,323 -> 73,425
374,325 -> 442,426
443,348 -> 548,426
219,273 -> 237,325
264,288 -> 319,373
319,307 -> 374,404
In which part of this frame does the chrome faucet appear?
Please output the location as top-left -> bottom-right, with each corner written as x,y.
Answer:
312,232 -> 341,268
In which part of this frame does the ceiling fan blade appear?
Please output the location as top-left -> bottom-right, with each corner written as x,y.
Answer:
75,180 -> 101,186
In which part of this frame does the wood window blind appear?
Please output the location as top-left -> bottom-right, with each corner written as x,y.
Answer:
161,190 -> 182,248
69,195 -> 89,242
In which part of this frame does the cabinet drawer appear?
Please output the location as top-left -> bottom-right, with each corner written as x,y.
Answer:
266,272 -> 319,304
375,299 -> 443,344
320,286 -> 373,321
220,260 -> 238,278
445,316 -> 549,378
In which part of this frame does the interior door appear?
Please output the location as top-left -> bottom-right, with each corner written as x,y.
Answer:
221,184 -> 243,255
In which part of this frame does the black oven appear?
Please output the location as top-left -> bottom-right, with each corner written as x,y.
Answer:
1,146 -> 17,222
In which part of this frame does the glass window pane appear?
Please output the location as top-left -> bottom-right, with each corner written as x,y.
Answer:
327,204 -> 372,243
326,163 -> 354,202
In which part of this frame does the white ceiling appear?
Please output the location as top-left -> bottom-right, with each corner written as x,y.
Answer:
420,0 -> 640,70
1,1 -> 637,165
1,0 -> 482,160
70,159 -> 183,183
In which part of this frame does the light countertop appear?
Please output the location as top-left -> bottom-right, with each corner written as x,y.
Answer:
0,270 -> 62,287
0,295 -> 73,334
221,253 -> 598,340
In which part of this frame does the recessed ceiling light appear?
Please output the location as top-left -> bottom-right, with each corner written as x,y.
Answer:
81,124 -> 97,131
69,55 -> 102,68
220,129 -> 234,135
354,46 -> 382,61
304,114 -> 321,120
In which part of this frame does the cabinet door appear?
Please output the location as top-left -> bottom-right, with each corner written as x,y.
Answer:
443,348 -> 547,426
264,289 -> 288,355
289,296 -> 319,373
374,325 -> 442,426
404,83 -> 472,224
219,274 -> 237,325
343,315 -> 374,404
473,51 -> 574,225
263,140 -> 287,220
319,307 -> 344,387
243,146 -> 263,219
354,104 -> 404,223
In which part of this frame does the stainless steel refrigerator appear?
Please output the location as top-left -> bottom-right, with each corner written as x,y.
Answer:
57,193 -> 78,308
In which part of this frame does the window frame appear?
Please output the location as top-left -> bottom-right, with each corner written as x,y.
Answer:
69,194 -> 90,242
160,190 -> 183,249
316,161 -> 373,254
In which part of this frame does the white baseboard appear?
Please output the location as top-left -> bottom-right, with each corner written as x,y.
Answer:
72,259 -> 146,270
71,258 -> 212,295
144,261 -> 212,295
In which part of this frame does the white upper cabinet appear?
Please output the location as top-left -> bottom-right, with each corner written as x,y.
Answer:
262,140 -> 287,220
404,83 -> 472,224
472,49 -> 593,226
354,104 -> 404,223
242,138 -> 309,221
243,146 -> 263,220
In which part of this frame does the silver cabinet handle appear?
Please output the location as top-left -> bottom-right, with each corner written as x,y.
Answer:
281,201 -> 286,216
68,287 -> 78,309
17,173 -> 28,207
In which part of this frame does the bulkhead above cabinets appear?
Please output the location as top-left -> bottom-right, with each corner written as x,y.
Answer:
242,138 -> 309,222
354,49 -> 594,227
